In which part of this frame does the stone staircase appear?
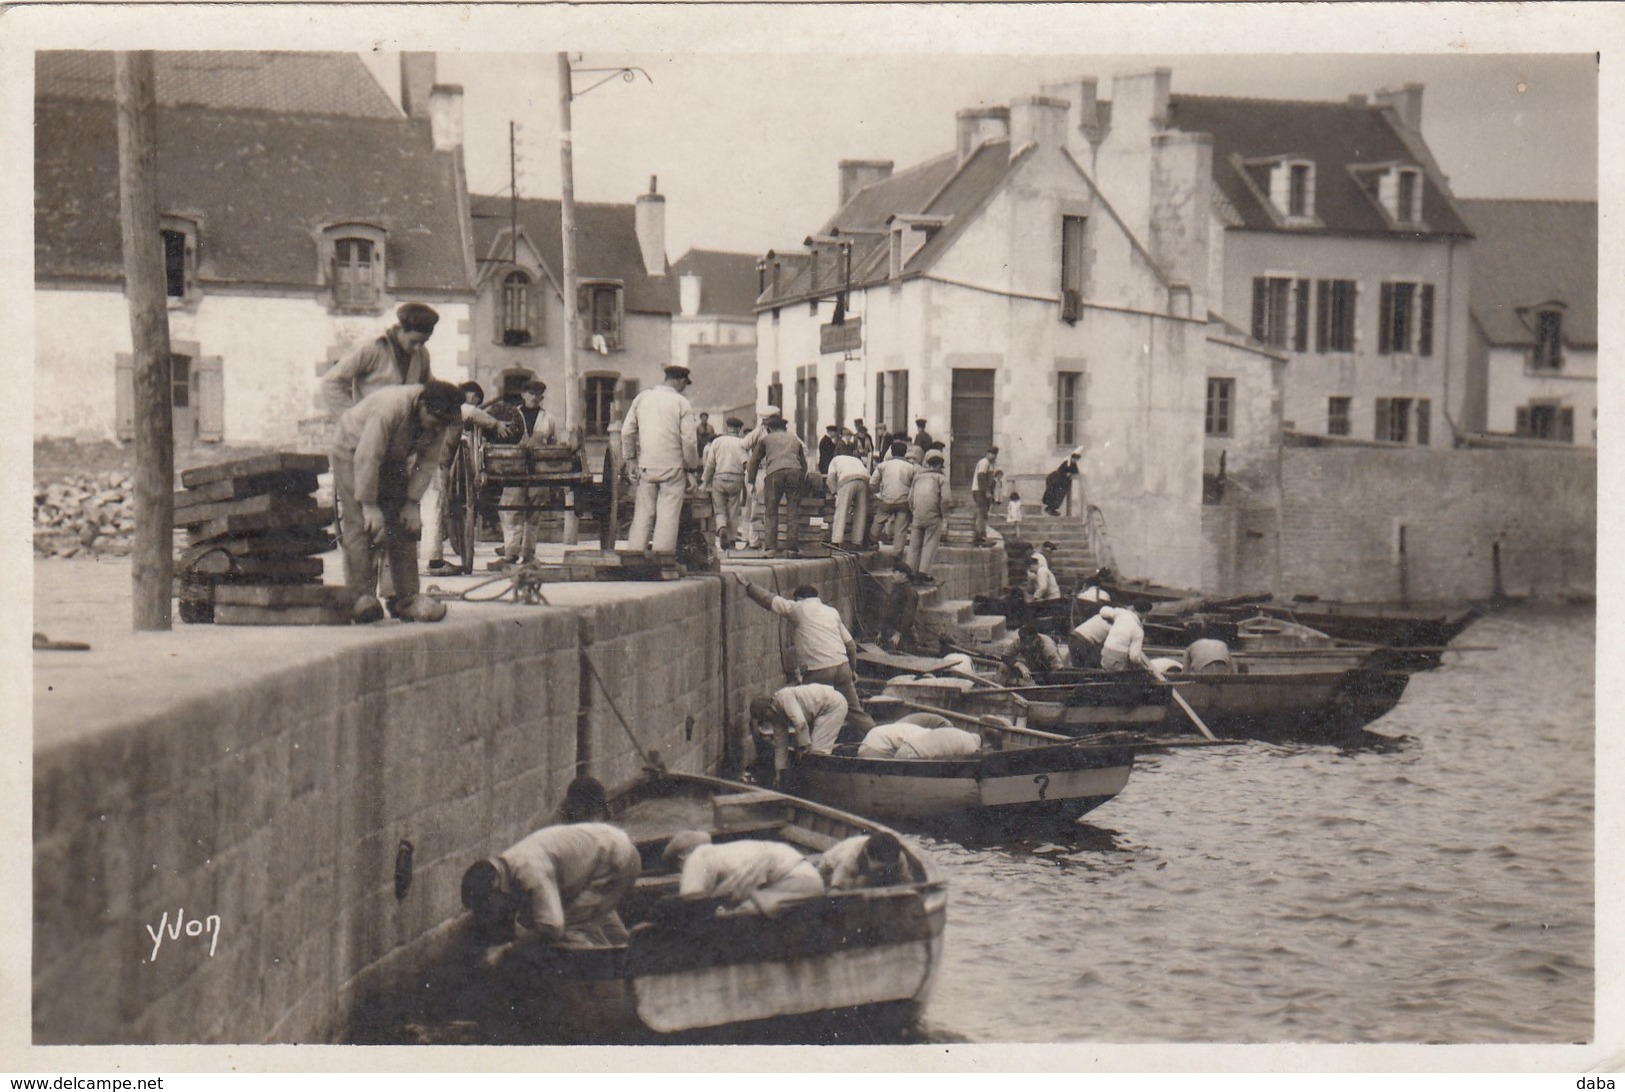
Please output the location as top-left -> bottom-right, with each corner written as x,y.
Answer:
857,542 -> 1011,649
944,503 -> 1101,594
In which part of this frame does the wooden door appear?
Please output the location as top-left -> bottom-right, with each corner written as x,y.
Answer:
950,368 -> 995,488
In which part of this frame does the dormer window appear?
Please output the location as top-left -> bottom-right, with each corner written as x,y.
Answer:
1242,155 -> 1318,226
1354,164 -> 1425,228
319,222 -> 387,313
1532,307 -> 1565,371
159,215 -> 199,305
1395,168 -> 1421,224
1288,163 -> 1311,217
887,215 -> 947,279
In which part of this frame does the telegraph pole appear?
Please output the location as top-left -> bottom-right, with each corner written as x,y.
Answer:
557,51 -> 582,544
116,52 -> 174,630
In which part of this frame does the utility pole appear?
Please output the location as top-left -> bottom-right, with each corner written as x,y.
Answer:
116,52 -> 174,630
557,51 -> 582,544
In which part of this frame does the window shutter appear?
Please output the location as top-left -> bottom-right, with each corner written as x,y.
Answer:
1559,407 -> 1574,443
1293,279 -> 1310,352
196,356 -> 225,442
1315,280 -> 1330,353
1515,406 -> 1530,437
1415,398 -> 1431,447
115,353 -> 135,441
1374,398 -> 1390,441
371,242 -> 385,302
530,280 -> 545,345
1378,283 -> 1394,354
1418,284 -> 1435,357
1251,277 -> 1267,342
492,284 -> 507,344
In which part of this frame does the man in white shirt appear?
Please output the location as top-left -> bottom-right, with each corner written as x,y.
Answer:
1028,556 -> 1062,601
621,364 -> 700,554
664,831 -> 824,915
817,832 -> 907,891
857,721 -> 982,760
738,578 -> 876,741
1099,602 -> 1167,680
868,440 -> 917,547
826,452 -> 872,549
700,416 -> 750,550
970,445 -> 999,546
460,822 -> 642,950
749,684 -> 847,784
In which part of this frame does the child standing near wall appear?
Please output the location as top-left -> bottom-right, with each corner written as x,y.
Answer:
1006,489 -> 1024,536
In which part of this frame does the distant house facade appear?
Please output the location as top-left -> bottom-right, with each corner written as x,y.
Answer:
1167,84 -> 1475,449
669,248 -> 760,371
468,186 -> 674,453
1457,199 -> 1597,447
34,51 -> 476,447
756,73 -> 1237,586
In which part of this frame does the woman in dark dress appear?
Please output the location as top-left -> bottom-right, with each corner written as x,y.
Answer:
1041,453 -> 1081,515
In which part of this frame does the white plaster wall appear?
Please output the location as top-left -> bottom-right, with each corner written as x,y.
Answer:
36,286 -> 471,446
1219,231 -> 1465,445
1486,345 -> 1597,446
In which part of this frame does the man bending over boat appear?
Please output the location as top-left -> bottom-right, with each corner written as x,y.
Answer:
460,823 -> 642,950
663,830 -> 825,916
858,721 -> 983,760
1011,624 -> 1068,683
817,832 -> 908,891
736,577 -> 877,742
749,684 -> 847,785
1098,602 -> 1169,681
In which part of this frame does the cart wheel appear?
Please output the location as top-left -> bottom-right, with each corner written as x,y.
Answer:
445,441 -> 478,574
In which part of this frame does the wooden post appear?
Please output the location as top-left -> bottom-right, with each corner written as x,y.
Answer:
557,52 -> 580,545
116,52 -> 174,630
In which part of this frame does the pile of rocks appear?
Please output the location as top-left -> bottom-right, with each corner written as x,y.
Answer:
33,473 -> 137,558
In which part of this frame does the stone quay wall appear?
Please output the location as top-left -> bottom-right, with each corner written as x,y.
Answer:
32,548 -> 996,1045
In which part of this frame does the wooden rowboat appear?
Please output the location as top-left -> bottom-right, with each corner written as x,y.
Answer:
783,722 -> 1136,826
483,771 -> 947,1042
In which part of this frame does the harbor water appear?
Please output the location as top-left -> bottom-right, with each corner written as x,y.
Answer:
918,603 -> 1594,1043
383,602 -> 1592,1046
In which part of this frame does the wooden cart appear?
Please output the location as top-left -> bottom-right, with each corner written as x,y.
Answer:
441,434 -> 617,574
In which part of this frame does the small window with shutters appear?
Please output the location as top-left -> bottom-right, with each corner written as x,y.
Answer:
499,270 -> 544,346
159,215 -> 200,305
579,281 -> 625,351
319,223 -> 387,313
114,351 -> 223,442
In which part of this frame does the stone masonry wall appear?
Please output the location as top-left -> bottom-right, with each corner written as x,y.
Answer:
1200,446 -> 1595,602
33,549 -> 983,1045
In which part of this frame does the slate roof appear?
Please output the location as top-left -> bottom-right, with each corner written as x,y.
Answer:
1167,93 -> 1472,238
471,195 -> 675,315
34,51 -> 471,292
1457,199 -> 1597,348
760,143 -> 1020,308
36,50 -> 401,118
671,249 -> 763,318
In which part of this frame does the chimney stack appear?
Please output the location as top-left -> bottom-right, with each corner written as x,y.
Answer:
1009,95 -> 1070,153
1373,83 -> 1424,131
428,84 -> 464,151
1347,93 -> 1369,107
400,52 -> 436,119
1149,130 -> 1213,320
1042,77 -> 1106,148
838,159 -> 894,209
955,106 -> 1011,164
634,176 -> 666,277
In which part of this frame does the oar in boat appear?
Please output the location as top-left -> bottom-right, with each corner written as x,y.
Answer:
1167,685 -> 1218,742
891,697 -> 1073,744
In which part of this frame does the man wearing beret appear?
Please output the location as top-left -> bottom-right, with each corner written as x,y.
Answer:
320,302 -> 441,420
621,364 -> 700,554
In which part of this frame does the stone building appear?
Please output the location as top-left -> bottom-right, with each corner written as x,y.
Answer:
1165,84 -> 1475,450
34,50 -> 476,447
468,183 -> 675,458
755,71 -> 1268,586
1456,199 -> 1597,446
669,248 -> 761,370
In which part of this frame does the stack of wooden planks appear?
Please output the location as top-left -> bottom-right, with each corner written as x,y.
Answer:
174,453 -> 348,625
